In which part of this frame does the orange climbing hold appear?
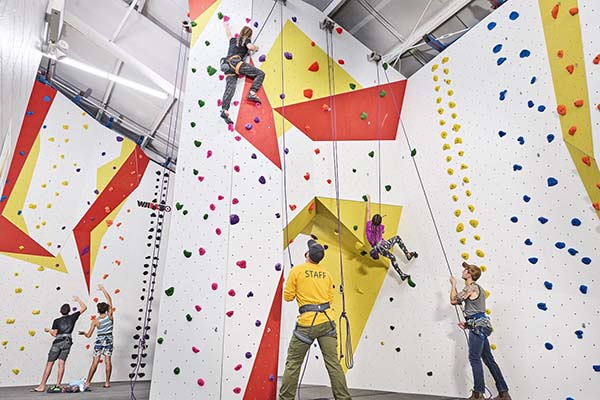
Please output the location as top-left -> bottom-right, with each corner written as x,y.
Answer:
569,7 -> 578,16
593,202 -> 599,211
551,3 -> 559,19
308,61 -> 319,72
321,103 -> 331,112
568,125 -> 577,135
557,104 -> 567,115
597,103 -> 600,111
557,49 -> 564,58
566,64 -> 574,74
596,182 -> 600,189
574,99 -> 584,107
582,156 -> 591,166
303,89 -> 313,99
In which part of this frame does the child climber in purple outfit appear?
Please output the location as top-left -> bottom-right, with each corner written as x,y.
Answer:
365,195 -> 417,287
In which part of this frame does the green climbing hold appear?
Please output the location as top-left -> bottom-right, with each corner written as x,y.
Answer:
183,210 -> 188,216
194,140 -> 202,147
190,122 -> 196,128
174,367 -> 181,375
379,90 -> 386,97
193,169 -> 198,175
360,112 -> 368,120
353,225 -> 358,231
362,195 -> 368,201
186,314 -> 192,322
217,11 -> 223,19
165,287 -> 175,296
385,185 -> 392,192
411,148 -> 417,157
207,66 -> 217,76
198,100 -> 205,108
191,68 -> 196,73
204,40 -> 210,46
349,83 -> 356,90
157,337 -> 164,344
383,63 -> 388,70
203,214 -> 209,220
175,202 -> 183,210
368,151 -> 375,158
191,21 -> 197,27
183,250 -> 192,258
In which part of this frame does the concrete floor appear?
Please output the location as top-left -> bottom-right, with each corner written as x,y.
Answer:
0,381 -> 459,399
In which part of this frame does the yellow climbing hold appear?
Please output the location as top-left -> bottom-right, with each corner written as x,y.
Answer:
439,119 -> 446,126
452,124 -> 461,132
61,181 -> 69,186
460,237 -> 466,244
438,108 -> 445,115
452,195 -> 459,202
447,168 -> 454,175
380,341 -> 385,346
445,79 -> 452,85
443,143 -> 451,150
446,156 -> 452,162
62,125 -> 69,130
485,290 -> 490,298
14,288 -> 22,294
474,234 -> 480,241
48,137 -> 55,142
454,137 -> 462,144
465,190 -> 472,196
6,319 -> 15,324
490,343 -> 497,350
448,89 -> 454,96
11,369 -> 19,375
37,266 -> 45,272
431,64 -> 439,72
451,113 -> 457,119
441,57 -> 449,64
460,163 -> 468,170
83,124 -> 89,129
441,131 -> 448,138
468,204 -> 475,212
454,209 -> 462,217
481,265 -> 487,272
443,68 -> 449,74
476,249 -> 485,258
463,177 -> 470,184
433,75 -> 439,82
1,340 -> 7,346
485,308 -> 491,315
434,86 -> 440,92
28,203 -> 37,209
469,219 -> 479,228
456,222 -> 464,232
449,183 -> 457,189
20,346 -> 25,351
28,330 -> 35,337
32,310 -> 40,315
461,252 -> 469,260
458,150 -> 464,156
436,97 -> 442,104
448,101 -> 456,108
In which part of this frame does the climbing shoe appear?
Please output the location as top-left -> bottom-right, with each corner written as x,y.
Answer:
493,392 -> 512,400
406,251 -> 418,261
47,386 -> 62,393
247,92 -> 262,104
220,110 -> 233,125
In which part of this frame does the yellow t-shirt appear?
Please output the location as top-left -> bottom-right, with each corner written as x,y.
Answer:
284,262 -> 335,327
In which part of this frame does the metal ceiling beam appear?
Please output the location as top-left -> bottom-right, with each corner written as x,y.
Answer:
111,0 -> 138,42
351,0 -> 404,42
323,0 -> 347,16
383,0 -> 474,64
63,11 -> 176,96
140,96 -> 177,150
96,59 -> 124,119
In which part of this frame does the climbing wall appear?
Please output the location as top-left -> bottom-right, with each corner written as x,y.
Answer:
401,1 -> 600,399
0,81 -> 173,386
150,0 -> 478,399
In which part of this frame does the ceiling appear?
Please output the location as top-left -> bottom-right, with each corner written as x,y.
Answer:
39,0 -> 498,170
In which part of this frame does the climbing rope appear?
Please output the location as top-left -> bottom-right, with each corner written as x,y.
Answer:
324,22 -> 353,371
128,20 -> 189,400
375,60 -> 382,215
381,67 -> 492,399
251,0 -> 278,45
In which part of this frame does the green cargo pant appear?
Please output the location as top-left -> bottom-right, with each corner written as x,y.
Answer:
279,322 -> 352,400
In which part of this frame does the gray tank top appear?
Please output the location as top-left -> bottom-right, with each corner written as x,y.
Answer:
463,283 -> 485,317
97,316 -> 113,336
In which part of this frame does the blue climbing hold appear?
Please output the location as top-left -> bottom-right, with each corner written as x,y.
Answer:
493,44 -> 503,53
579,285 -> 588,294
487,22 -> 497,30
568,248 -> 579,256
547,134 -> 555,143
523,195 -> 531,202
538,105 -> 546,112
524,238 -> 533,246
571,218 -> 581,226
510,216 -> 518,223
517,136 -> 525,145
509,11 -> 520,20
544,281 -> 553,290
538,217 -> 548,224
530,76 -> 537,84
555,242 -> 566,249
19,151 -> 25,156
581,257 -> 592,265
499,90 -> 507,101
575,330 -> 584,339
519,49 -> 531,58
498,130 -> 507,138
593,365 -> 600,372
513,164 -> 522,171
497,57 -> 507,66
43,95 -> 51,102
537,302 -> 547,311
547,177 -> 558,187
528,257 -> 538,264
527,100 -> 534,108
26,111 -> 34,116
545,342 -> 554,350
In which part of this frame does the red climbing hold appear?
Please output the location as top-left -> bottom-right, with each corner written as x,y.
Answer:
557,49 -> 564,58
314,148 -> 320,155
551,4 -> 559,19
566,64 -> 574,74
593,202 -> 599,211
582,156 -> 591,166
574,99 -> 584,107
303,172 -> 310,181
594,54 -> 600,64
226,310 -> 234,317
568,125 -> 577,135
310,41 -> 315,47
596,182 -> 600,189
597,103 -> 600,111
557,104 -> 567,115
326,179 -> 332,184
569,7 -> 578,16
303,89 -> 313,99
321,103 -> 331,112
338,59 -> 345,65
289,204 -> 297,211
335,27 -> 343,34
308,61 -> 319,72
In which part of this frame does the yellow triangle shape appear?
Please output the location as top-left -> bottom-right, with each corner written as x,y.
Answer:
190,0 -> 222,48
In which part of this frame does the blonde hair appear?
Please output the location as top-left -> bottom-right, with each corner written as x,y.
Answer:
237,26 -> 253,46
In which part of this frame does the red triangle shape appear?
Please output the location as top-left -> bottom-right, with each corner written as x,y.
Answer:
188,0 -> 218,20
243,273 -> 283,400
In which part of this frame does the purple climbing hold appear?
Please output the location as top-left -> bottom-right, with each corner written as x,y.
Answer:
275,213 -> 281,218
259,54 -> 266,62
254,117 -> 260,123
253,21 -> 259,28
284,148 -> 289,154
280,93 -> 286,99
258,176 -> 266,184
284,52 -> 293,60
275,263 -> 282,271
245,352 -> 253,359
247,291 -> 254,297
291,16 -> 297,22
116,136 -> 124,142
230,214 -> 240,225
255,320 -> 262,327
245,123 -> 253,130
251,153 -> 257,159
269,374 -> 275,382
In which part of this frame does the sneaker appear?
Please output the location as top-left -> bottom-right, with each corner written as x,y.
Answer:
247,92 -> 262,103
467,392 -> 484,400
493,392 -> 512,400
220,110 -> 233,125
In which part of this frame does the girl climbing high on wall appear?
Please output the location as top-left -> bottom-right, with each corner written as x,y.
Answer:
365,194 -> 418,287
219,21 -> 265,125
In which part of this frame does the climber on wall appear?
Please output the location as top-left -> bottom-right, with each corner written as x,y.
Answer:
450,262 -> 511,400
219,21 -> 265,125
365,194 -> 418,287
79,284 -> 115,390
279,239 -> 352,400
31,296 -> 88,393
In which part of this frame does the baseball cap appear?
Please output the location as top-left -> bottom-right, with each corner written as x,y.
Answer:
462,261 -> 482,281
307,239 -> 325,263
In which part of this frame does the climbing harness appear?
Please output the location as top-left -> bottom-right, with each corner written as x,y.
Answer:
220,54 -> 243,76
293,303 -> 337,345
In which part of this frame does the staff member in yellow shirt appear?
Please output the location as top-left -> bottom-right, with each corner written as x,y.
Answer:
279,239 -> 352,400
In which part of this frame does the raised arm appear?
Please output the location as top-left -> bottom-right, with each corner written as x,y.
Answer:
449,276 -> 459,305
78,320 -> 98,339
74,296 -> 87,314
224,21 -> 232,40
98,284 -> 113,319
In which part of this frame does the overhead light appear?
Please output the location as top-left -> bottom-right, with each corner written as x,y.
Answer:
43,52 -> 169,100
